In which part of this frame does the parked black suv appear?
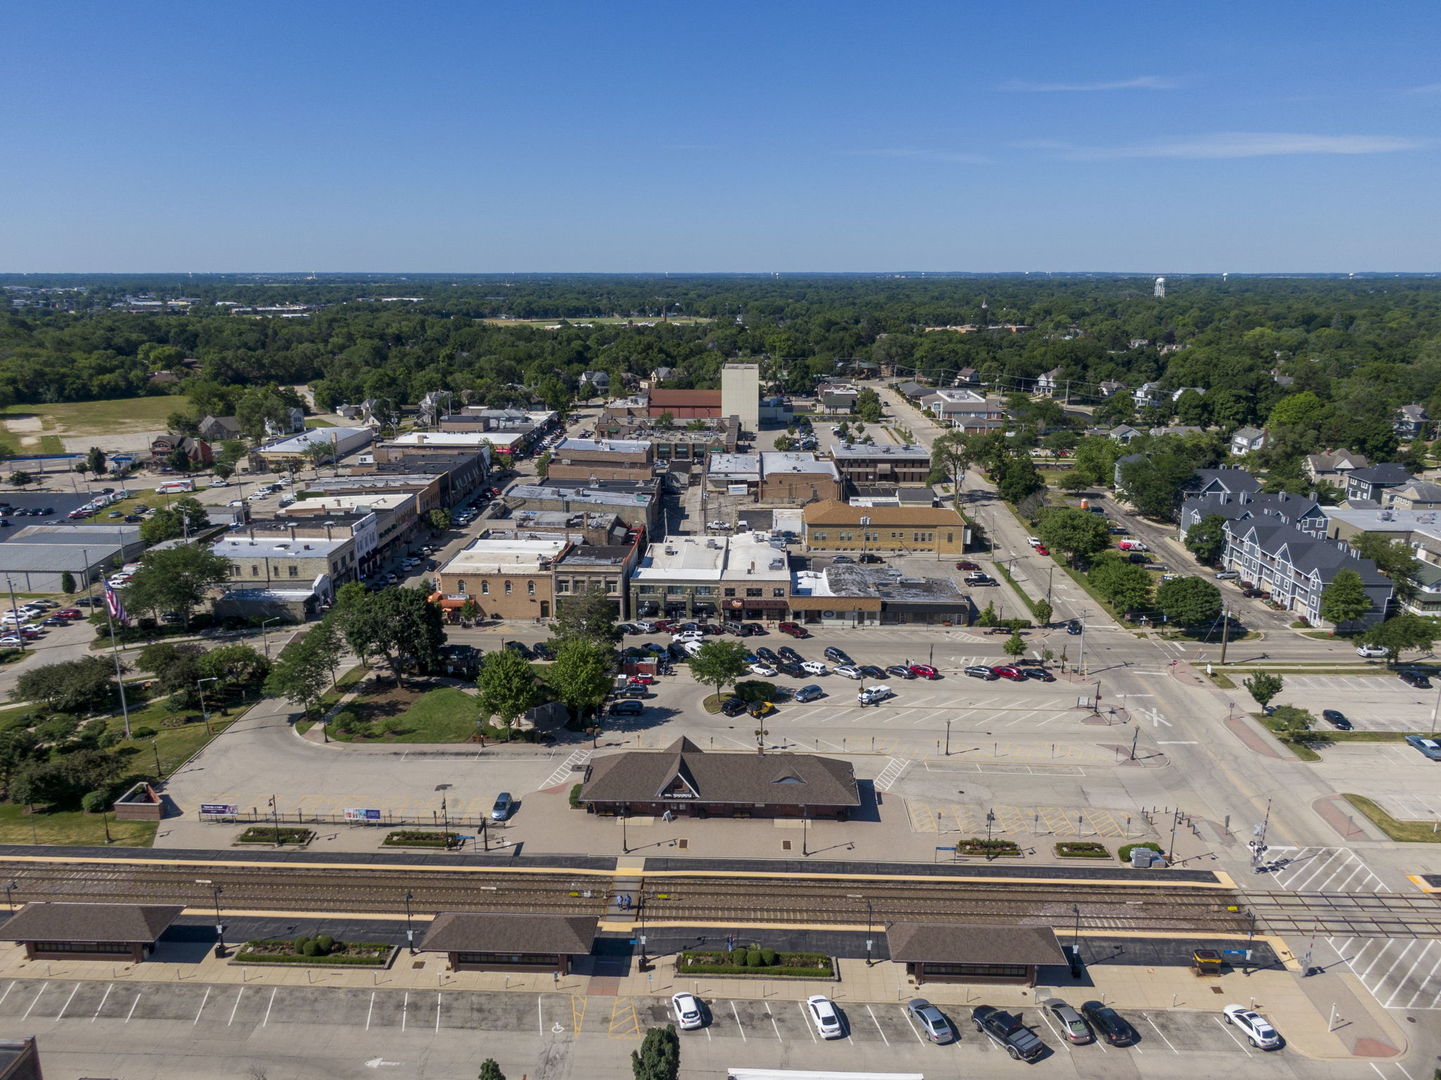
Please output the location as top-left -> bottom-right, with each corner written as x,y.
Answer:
972,1005 -> 1044,1061
720,697 -> 748,717
1400,667 -> 1433,689
824,646 -> 852,664
1079,1001 -> 1135,1047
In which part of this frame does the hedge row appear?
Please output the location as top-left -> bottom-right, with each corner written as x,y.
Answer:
957,839 -> 1021,856
237,827 -> 313,845
1055,842 -> 1110,858
677,961 -> 831,978
234,952 -> 392,967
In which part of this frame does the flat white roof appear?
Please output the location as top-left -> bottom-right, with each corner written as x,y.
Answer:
440,538 -> 567,574
392,431 -> 526,448
556,437 -> 649,455
709,453 -> 760,476
258,427 -> 371,454
630,533 -> 789,583
761,452 -> 840,478
213,536 -> 349,560
282,493 -> 406,514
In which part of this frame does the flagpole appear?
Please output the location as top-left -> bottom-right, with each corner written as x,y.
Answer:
103,583 -> 132,739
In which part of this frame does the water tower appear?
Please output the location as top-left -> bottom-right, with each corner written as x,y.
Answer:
1154,276 -> 1166,298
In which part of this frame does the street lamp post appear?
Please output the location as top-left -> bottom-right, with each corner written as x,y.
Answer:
197,879 -> 226,957
404,890 -> 415,953
848,894 -> 875,966
801,811 -> 809,857
261,617 -> 281,659
5,881 -> 16,912
151,737 -> 162,778
1070,904 -> 1083,977
945,718 -> 951,756
269,795 -> 281,845
197,677 -> 219,734
620,807 -> 628,854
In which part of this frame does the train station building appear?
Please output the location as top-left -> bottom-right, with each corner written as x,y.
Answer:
419,913 -> 598,974
0,902 -> 184,963
578,737 -> 861,820
886,922 -> 1065,987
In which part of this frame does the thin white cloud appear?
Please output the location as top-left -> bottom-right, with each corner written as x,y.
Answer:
848,147 -> 991,165
1404,82 -> 1441,95
999,76 -> 1177,93
1060,132 -> 1430,160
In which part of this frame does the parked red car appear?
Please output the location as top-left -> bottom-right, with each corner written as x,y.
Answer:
909,663 -> 940,679
1034,545 -> 1050,556
778,622 -> 809,638
990,665 -> 1025,681
53,609 -> 83,620
955,560 -> 980,571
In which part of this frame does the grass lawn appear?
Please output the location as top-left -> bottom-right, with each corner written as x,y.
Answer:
0,802 -> 156,847
0,396 -> 181,437
1344,794 -> 1441,842
105,702 -> 235,777
294,664 -> 366,734
36,435 -> 64,454
327,686 -> 482,743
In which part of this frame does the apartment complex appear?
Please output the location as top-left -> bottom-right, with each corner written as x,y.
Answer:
829,444 -> 932,487
801,501 -> 968,556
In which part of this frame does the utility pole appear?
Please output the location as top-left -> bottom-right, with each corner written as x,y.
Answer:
1219,607 -> 1231,666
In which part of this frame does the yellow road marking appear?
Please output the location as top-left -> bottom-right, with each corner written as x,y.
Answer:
608,998 -> 643,1039
571,994 -> 587,1033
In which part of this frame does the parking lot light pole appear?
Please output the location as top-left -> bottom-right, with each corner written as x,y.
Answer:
196,677 -> 219,734
5,881 -> 16,912
848,894 -> 875,965
945,718 -> 951,756
404,890 -> 415,953
261,617 -> 280,659
197,879 -> 225,957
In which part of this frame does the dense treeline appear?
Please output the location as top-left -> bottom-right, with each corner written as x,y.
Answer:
4,275 -> 1441,446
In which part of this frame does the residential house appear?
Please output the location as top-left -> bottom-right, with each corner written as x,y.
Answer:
1346,464 -> 1417,506
1229,426 -> 1266,456
1134,382 -> 1162,410
1098,381 -> 1128,399
198,415 -> 243,443
578,371 -> 611,395
1035,367 -> 1063,396
896,380 -> 930,401
801,500 -> 968,556
1304,450 -> 1369,486
1113,452 -> 1148,491
149,434 -> 212,469
952,367 -> 981,388
1180,491 -> 1328,539
262,407 -> 305,438
1107,424 -> 1142,445
1382,480 -> 1441,511
648,366 -> 675,385
1395,404 -> 1430,439
1220,520 -> 1391,628
1185,468 -> 1263,498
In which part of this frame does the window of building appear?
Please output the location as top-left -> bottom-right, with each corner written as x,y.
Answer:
555,580 -> 570,594
457,581 -> 466,594
812,531 -> 827,542
695,586 -> 713,596
481,581 -> 489,595
772,588 -> 785,597
251,565 -> 260,577
504,581 -> 512,595
604,579 -> 618,593
288,566 -> 299,577
527,580 -> 536,595
637,585 -> 656,595
745,588 -> 762,597
723,588 -> 736,597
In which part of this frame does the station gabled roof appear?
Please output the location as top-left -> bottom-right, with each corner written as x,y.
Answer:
886,922 -> 1064,966
419,913 -> 597,956
0,902 -> 184,944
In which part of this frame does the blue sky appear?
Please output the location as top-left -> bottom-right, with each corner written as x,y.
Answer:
3,0 -> 1439,272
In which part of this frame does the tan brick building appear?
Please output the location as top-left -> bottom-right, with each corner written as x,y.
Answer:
434,538 -> 569,620
802,501 -> 967,555
546,438 -> 653,482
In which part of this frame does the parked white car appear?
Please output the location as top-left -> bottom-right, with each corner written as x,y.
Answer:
1356,644 -> 1388,658
800,660 -> 829,676
857,685 -> 892,706
1222,1004 -> 1281,1049
806,994 -> 844,1039
748,663 -> 777,678
672,630 -> 705,644
671,992 -> 704,1031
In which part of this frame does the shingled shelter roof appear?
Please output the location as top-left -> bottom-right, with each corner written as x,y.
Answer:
580,737 -> 860,809
886,922 -> 1064,966
0,903 -> 184,944
419,913 -> 597,956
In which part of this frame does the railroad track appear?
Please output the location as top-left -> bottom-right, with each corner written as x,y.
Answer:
1,859 -> 1433,939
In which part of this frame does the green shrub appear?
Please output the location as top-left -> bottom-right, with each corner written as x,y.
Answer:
301,940 -> 320,957
733,681 -> 777,702
80,791 -> 109,814
745,948 -> 762,967
1118,841 -> 1164,863
294,937 -> 310,954
760,948 -> 777,966
568,783 -> 582,808
1055,841 -> 1110,858
315,935 -> 335,955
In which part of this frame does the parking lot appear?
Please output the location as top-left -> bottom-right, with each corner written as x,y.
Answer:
0,977 -> 1309,1078
1272,674 -> 1440,731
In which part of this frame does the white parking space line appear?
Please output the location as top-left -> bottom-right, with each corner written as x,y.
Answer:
729,1000 -> 746,1041
20,985 -> 44,1020
865,1004 -> 889,1045
0,982 -> 13,1009
55,984 -> 79,1021
402,991 -> 409,1032
1213,1016 -> 1251,1056
125,991 -> 141,1023
435,992 -> 442,1033
192,986 -> 210,1025
898,1006 -> 925,1044
366,991 -> 375,1031
227,987 -> 245,1026
91,983 -> 113,1022
536,997 -> 543,1034
775,1003 -> 789,1041
1144,1014 -> 1179,1053
262,987 -> 276,1027
1035,1007 -> 1070,1052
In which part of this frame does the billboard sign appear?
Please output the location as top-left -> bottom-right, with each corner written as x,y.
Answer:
344,808 -> 383,823
201,803 -> 238,816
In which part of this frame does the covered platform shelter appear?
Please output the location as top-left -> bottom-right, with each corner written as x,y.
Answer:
578,736 -> 861,820
886,922 -> 1065,987
0,902 -> 184,962
419,912 -> 598,974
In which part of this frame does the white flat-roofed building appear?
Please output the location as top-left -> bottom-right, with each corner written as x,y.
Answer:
391,430 -> 521,452
253,427 -> 372,468
629,532 -> 789,621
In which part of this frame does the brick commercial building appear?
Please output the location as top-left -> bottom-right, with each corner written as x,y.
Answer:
789,565 -> 974,627
546,438 -> 653,481
504,479 -> 663,533
434,537 -> 568,620
579,737 -> 861,820
647,388 -> 722,420
594,412 -> 741,466
802,501 -> 968,556
829,443 -> 933,487
707,452 -> 843,504
552,528 -> 645,619
629,532 -> 789,621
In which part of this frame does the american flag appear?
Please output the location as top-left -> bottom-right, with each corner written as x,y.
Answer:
103,582 -> 127,624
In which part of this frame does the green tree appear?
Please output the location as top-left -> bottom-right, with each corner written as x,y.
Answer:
428,508 -> 452,532
123,544 -> 231,626
13,657 -> 118,715
1155,576 -> 1223,627
212,460 -> 235,482
137,642 -> 206,700
0,730 -> 40,799
1088,552 -> 1154,613
1269,705 -> 1314,735
459,597 -> 480,624
631,1025 -> 680,1080
1003,632 -> 1026,658
552,585 -> 620,645
1057,471 -> 1090,494
1319,569 -> 1372,628
10,471 -> 35,487
535,450 -> 553,479
996,453 -> 1044,504
86,446 -> 107,477
1352,534 -> 1421,602
929,431 -> 973,490
339,587 -> 446,687
1035,507 -> 1111,566
1184,514 -> 1229,566
688,640 -> 750,699
478,1061 -> 506,1080
263,631 -> 332,716
140,496 -> 211,545
473,648 -> 537,738
197,643 -> 272,692
854,387 -> 883,422
11,749 -> 124,810
1243,672 -> 1284,709
547,638 -> 614,723
1359,614 -> 1437,664
1033,598 -> 1053,626
60,570 -> 76,595
1070,435 -> 1124,486
1117,452 -> 1198,521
